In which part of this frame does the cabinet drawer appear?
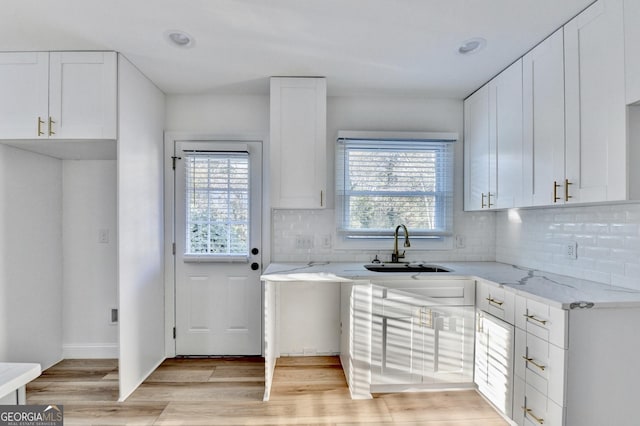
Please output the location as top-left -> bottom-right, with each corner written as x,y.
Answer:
515,328 -> 566,406
373,279 -> 475,306
515,296 -> 567,348
513,376 -> 564,426
476,281 -> 515,324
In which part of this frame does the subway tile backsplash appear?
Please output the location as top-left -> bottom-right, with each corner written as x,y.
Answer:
496,203 -> 640,291
271,208 -> 496,263
272,202 -> 640,291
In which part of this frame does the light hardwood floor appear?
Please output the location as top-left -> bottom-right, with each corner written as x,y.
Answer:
27,356 -> 508,425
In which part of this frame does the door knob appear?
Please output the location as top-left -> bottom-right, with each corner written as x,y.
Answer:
251,262 -> 260,271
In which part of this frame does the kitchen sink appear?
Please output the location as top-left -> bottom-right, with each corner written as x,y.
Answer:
364,263 -> 451,273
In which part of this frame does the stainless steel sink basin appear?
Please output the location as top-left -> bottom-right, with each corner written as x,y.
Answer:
364,263 -> 451,273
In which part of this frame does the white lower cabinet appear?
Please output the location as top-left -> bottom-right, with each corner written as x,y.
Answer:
370,279 -> 475,390
513,295 -> 567,426
513,376 -> 564,426
511,296 -> 640,426
474,310 -> 514,417
340,276 -> 640,425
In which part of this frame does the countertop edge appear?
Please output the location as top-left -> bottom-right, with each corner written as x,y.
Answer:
262,261 -> 640,310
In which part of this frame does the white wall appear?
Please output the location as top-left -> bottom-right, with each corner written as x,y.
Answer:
496,203 -> 640,290
0,144 -> 63,370
165,94 -> 269,135
62,160 -> 117,358
118,55 -> 166,401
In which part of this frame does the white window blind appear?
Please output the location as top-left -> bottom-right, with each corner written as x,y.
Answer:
185,152 -> 249,255
336,136 -> 454,238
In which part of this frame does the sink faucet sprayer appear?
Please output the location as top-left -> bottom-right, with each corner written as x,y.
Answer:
391,224 -> 411,263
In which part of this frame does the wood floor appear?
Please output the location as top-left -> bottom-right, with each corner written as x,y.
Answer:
27,356 -> 508,425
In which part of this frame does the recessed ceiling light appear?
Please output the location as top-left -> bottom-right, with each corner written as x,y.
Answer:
165,30 -> 195,48
458,38 -> 486,55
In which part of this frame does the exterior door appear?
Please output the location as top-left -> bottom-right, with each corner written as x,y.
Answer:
174,140 -> 262,355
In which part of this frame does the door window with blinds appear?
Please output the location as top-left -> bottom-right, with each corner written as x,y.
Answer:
336,132 -> 456,245
184,152 -> 249,258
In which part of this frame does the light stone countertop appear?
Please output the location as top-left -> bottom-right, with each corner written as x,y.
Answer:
0,362 -> 41,399
262,261 -> 640,310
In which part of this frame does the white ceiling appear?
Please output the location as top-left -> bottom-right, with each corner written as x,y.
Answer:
1,0 -> 595,98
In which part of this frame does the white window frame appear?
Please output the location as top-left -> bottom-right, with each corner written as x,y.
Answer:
334,130 -> 457,251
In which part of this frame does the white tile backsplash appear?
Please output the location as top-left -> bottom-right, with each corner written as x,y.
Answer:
271,208 -> 496,263
496,203 -> 640,290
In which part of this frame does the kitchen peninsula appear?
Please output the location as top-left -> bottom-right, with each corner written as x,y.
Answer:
262,261 -> 640,426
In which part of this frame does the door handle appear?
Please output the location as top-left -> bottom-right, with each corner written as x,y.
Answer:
251,262 -> 260,271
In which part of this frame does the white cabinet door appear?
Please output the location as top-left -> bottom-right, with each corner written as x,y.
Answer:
463,85 -> 490,211
49,52 -> 117,139
523,29 -> 566,206
475,311 -> 515,418
564,0 -> 626,203
372,313 -> 423,384
430,305 -> 474,384
465,60 -> 523,211
270,77 -> 326,208
491,59 -> 523,209
624,0 -> 640,104
0,52 -> 48,138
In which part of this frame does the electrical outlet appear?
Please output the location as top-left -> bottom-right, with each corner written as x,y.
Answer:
295,234 -> 314,249
321,234 -> 332,249
455,235 -> 466,248
565,242 -> 578,260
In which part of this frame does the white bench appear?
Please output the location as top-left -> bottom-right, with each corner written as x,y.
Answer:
0,363 -> 41,405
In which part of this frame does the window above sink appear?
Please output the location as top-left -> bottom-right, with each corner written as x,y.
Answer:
334,130 -> 457,251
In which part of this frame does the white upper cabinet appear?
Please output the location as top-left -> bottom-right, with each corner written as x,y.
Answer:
464,85 -> 490,211
522,29 -> 566,207
0,51 -> 116,140
270,77 -> 327,209
49,52 -> 117,140
564,0 -> 626,203
490,59 -> 523,209
0,52 -> 49,139
464,60 -> 523,211
624,0 -> 640,104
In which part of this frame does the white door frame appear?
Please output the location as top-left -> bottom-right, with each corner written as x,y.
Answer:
163,132 -> 271,358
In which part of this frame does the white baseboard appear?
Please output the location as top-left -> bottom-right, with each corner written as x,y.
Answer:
62,343 -> 119,359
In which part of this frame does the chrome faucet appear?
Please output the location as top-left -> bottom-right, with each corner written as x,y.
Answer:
391,224 -> 411,263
